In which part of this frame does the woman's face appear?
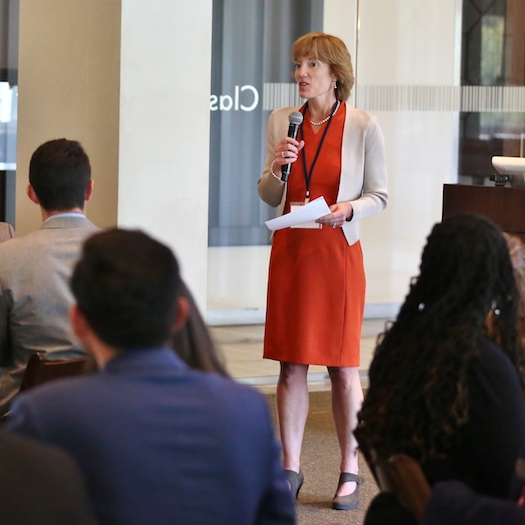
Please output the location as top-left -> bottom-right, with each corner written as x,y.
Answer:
294,55 -> 335,101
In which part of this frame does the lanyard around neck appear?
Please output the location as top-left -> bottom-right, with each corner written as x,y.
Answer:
299,101 -> 338,203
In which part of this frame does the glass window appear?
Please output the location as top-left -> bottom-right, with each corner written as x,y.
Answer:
459,0 -> 525,185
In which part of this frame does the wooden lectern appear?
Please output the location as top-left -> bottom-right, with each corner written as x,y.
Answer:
442,184 -> 525,239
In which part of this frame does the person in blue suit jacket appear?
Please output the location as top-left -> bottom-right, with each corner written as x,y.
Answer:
6,229 -> 296,525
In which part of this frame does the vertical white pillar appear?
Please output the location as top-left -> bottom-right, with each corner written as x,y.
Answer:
118,0 -> 213,312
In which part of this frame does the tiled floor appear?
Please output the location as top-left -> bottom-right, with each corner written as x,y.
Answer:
210,318 -> 389,392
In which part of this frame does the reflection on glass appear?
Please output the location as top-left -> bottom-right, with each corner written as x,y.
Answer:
459,0 -> 525,185
481,15 -> 504,85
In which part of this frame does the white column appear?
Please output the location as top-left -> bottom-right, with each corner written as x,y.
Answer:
117,0 -> 213,312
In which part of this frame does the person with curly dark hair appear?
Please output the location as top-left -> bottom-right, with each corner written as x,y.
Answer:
356,213 -> 525,524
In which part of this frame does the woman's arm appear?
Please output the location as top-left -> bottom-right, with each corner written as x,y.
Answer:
258,107 -> 303,208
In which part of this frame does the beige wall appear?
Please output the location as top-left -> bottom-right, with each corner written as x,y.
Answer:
16,0 -> 121,233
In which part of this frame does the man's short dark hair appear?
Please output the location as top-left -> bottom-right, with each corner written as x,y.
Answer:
71,229 -> 181,349
29,138 -> 91,211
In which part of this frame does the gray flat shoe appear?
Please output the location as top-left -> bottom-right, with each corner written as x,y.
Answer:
284,469 -> 304,500
331,472 -> 364,510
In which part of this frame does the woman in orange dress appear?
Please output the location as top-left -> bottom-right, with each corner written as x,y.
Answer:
258,32 -> 388,510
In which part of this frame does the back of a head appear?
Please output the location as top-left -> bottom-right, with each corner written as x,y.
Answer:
71,229 -> 181,350
29,138 -> 91,212
412,213 -> 516,323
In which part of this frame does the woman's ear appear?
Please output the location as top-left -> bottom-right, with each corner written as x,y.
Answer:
484,304 -> 501,344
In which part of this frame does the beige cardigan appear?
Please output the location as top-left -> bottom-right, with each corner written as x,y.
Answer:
258,104 -> 388,246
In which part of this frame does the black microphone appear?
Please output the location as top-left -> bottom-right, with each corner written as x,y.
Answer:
281,111 -> 304,182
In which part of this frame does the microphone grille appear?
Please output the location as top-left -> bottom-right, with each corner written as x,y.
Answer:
289,111 -> 303,126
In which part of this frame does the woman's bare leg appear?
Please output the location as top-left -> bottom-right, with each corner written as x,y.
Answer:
328,366 -> 363,496
276,362 -> 309,473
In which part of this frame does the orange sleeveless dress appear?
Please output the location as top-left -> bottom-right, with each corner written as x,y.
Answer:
263,103 -> 365,367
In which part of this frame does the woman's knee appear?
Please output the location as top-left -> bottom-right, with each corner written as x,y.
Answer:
328,366 -> 360,385
280,362 -> 309,381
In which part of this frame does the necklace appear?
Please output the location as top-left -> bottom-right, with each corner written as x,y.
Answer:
309,100 -> 340,126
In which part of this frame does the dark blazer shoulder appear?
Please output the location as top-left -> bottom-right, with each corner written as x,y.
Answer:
0,429 -> 95,524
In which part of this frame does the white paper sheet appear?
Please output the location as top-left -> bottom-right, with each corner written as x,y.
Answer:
265,196 -> 331,231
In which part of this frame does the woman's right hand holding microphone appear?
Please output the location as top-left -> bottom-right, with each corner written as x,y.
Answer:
273,137 -> 305,172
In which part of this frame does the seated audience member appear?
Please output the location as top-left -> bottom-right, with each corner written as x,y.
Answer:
6,229 -> 295,525
416,233 -> 525,525
421,478 -> 525,525
355,214 -> 525,524
0,139 -> 100,416
0,428 -> 96,525
171,280 -> 229,376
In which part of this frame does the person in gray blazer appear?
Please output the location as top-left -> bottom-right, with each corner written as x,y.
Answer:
0,138 -> 100,416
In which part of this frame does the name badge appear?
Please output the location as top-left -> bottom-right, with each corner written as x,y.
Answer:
290,202 -> 322,229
